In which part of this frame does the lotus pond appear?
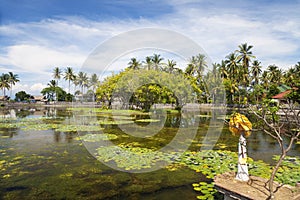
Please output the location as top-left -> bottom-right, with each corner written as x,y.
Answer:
0,106 -> 299,199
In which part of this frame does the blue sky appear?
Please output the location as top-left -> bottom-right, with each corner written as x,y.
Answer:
0,0 -> 300,96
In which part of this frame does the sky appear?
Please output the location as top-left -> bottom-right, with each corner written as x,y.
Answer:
0,0 -> 300,96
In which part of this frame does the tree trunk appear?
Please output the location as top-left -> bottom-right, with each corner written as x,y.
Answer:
236,133 -> 249,181
268,152 -> 286,199
10,83 -> 12,98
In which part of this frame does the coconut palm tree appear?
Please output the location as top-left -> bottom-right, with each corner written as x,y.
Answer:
0,73 -> 10,97
48,79 -> 57,88
267,65 -> 282,84
53,67 -> 62,101
195,54 -> 207,76
218,60 -> 228,79
261,71 -> 269,90
72,75 -> 79,94
165,59 -> 177,73
41,80 -> 58,101
64,67 -> 75,93
225,53 -> 240,81
236,43 -> 255,88
185,63 -> 195,76
53,67 -> 62,86
77,71 -> 88,94
251,60 -> 262,85
7,72 -> 19,98
90,73 -> 99,101
187,54 -> 207,77
143,56 -> 153,70
151,54 -> 164,70
128,58 -> 141,70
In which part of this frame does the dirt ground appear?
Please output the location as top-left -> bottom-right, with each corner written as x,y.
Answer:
214,172 -> 300,200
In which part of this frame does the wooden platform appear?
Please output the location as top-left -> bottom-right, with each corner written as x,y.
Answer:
214,172 -> 300,200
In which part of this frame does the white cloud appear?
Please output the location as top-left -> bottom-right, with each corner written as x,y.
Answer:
12,82 -> 47,96
0,0 -> 300,86
0,44 -> 85,73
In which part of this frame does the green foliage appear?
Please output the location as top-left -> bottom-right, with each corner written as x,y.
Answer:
75,133 -> 118,142
111,69 -> 195,110
287,83 -> 300,103
267,84 -> 280,99
15,91 -> 31,102
193,182 -> 218,200
272,155 -> 300,186
96,143 -> 173,171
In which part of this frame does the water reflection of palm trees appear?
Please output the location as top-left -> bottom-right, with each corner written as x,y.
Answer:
54,131 -> 76,143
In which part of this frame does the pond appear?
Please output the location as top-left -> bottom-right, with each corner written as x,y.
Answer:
0,106 -> 299,199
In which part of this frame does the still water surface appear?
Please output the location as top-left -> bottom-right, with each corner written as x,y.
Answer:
0,107 -> 299,199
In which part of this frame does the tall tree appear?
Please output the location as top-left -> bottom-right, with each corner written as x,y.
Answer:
90,73 -> 99,101
128,58 -> 141,70
64,67 -> 75,94
236,43 -> 255,88
143,56 -> 153,70
53,67 -> 62,101
267,65 -> 282,84
218,60 -> 228,79
225,53 -> 240,81
77,71 -> 88,94
72,75 -> 79,94
187,54 -> 207,77
53,67 -> 62,87
251,60 -> 262,85
0,73 -> 10,96
151,54 -> 164,70
195,54 -> 207,76
7,72 -> 19,98
165,59 -> 177,73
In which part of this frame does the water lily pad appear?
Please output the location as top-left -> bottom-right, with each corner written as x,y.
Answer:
135,119 -> 160,123
76,133 -> 118,142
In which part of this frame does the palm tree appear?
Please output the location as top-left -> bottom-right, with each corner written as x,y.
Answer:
236,43 -> 255,88
251,60 -> 262,85
225,53 -> 240,81
187,54 -> 207,77
48,79 -> 57,87
90,73 -> 99,101
7,72 -> 19,98
143,56 -> 153,70
43,80 -> 58,101
225,53 -> 241,104
77,71 -> 88,94
165,59 -> 177,73
261,71 -> 269,90
64,67 -> 75,93
53,67 -> 62,86
267,65 -> 282,84
0,73 -> 10,96
295,62 -> 300,73
218,60 -> 228,79
237,43 -> 254,67
152,54 -> 164,70
185,63 -> 195,76
128,58 -> 141,70
72,75 -> 79,94
53,67 -> 62,102
195,54 -> 207,76
284,62 -> 300,87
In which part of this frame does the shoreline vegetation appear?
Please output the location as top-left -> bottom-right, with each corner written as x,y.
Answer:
0,43 -> 299,111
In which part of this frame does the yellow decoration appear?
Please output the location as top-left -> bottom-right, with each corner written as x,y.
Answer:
239,158 -> 247,165
229,113 -> 252,137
